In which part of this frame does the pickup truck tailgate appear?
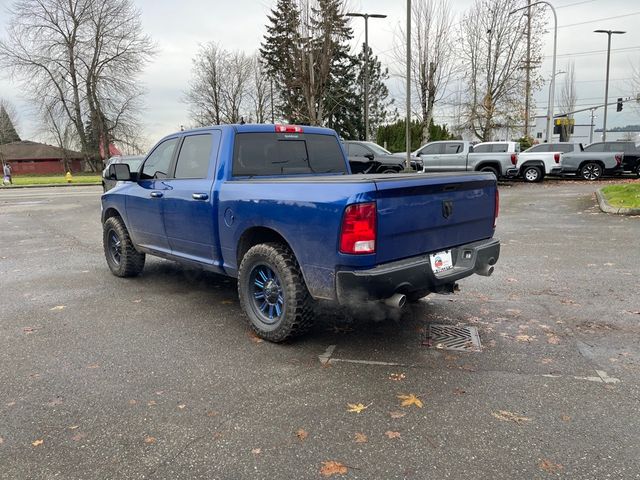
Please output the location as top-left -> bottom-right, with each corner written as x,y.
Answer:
374,173 -> 497,264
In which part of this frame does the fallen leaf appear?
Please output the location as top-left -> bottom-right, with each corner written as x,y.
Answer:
23,327 -> 36,334
221,300 -> 234,305
251,448 -> 261,455
546,334 -> 560,345
320,461 -> 348,477
385,430 -> 401,439
507,278 -> 519,283
6,402 -> 16,407
71,432 -> 87,442
389,373 -> 406,381
68,425 -> 79,430
389,411 -> 406,419
627,311 -> 640,315
453,388 -> 466,396
177,404 -> 186,410
147,400 -> 157,406
347,403 -> 369,413
86,364 -> 99,369
492,410 -> 531,425
515,334 -> 534,343
46,397 -> 63,406
132,299 -> 142,303
540,358 -> 554,365
32,439 -> 44,447
50,305 -> 65,311
206,410 -> 218,417
560,415 -> 571,422
296,429 -> 308,441
155,391 -> 164,395
539,459 -> 563,473
0,436 -> 3,444
397,394 -> 423,408
247,330 -> 264,343
144,436 -> 156,444
128,399 -> 137,406
354,432 -> 368,443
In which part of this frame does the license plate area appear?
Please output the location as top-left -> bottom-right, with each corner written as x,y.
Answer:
429,250 -> 453,274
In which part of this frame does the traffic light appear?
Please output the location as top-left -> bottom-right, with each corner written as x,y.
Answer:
617,98 -> 623,112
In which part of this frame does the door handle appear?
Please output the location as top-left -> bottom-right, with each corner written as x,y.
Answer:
192,193 -> 209,201
150,191 -> 163,198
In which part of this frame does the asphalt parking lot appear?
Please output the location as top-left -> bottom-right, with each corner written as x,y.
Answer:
1,179 -> 639,479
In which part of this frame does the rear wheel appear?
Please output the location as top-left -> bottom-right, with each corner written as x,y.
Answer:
522,165 -> 542,183
480,166 -> 499,179
580,162 -> 603,181
238,243 -> 313,342
103,216 -> 145,277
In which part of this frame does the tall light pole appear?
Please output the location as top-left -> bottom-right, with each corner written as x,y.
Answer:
594,29 -> 626,141
346,12 -> 387,141
405,0 -> 412,172
511,1 -> 557,143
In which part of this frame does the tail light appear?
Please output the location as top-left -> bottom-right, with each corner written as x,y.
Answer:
339,202 -> 377,254
494,189 -> 500,228
554,153 -> 560,163
275,124 -> 304,133
615,154 -> 622,166
510,153 -> 517,166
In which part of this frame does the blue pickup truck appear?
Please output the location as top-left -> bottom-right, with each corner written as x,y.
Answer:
101,124 -> 500,342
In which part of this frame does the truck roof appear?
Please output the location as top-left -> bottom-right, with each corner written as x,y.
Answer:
174,124 -> 337,137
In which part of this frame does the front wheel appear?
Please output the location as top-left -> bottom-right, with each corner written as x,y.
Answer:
522,166 -> 542,183
238,243 -> 313,342
580,162 -> 603,181
103,216 -> 145,277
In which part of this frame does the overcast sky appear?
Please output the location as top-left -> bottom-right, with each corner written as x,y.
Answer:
0,0 -> 639,148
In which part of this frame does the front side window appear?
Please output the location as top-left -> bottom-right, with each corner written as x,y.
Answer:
174,134 -> 213,179
349,143 -> 372,157
473,144 -> 491,153
418,143 -> 442,155
141,138 -> 178,179
526,144 -> 549,153
584,143 -> 604,152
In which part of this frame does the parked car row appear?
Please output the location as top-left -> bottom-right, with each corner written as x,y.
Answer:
103,137 -> 639,191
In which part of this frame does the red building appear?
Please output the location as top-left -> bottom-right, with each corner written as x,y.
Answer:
0,141 -> 85,175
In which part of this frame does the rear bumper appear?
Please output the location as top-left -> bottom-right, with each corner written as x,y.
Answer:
335,238 -> 500,303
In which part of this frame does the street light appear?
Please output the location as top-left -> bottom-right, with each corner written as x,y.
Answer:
511,1 -> 557,143
594,29 -> 626,141
346,12 -> 387,141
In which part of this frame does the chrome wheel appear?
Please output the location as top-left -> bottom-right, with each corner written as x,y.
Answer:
581,163 -> 602,181
250,264 -> 284,325
523,167 -> 540,182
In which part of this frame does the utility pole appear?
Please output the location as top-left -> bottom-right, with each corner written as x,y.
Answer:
589,108 -> 595,143
594,29 -> 626,141
524,0 -> 532,138
405,0 -> 412,171
346,12 -> 387,141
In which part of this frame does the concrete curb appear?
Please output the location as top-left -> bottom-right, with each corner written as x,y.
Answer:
596,188 -> 640,216
1,183 -> 100,189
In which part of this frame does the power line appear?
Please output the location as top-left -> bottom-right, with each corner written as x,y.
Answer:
542,45 -> 640,59
558,11 -> 640,29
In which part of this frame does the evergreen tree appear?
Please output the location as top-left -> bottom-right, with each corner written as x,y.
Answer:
259,0 -> 304,122
0,104 -> 21,145
376,119 -> 454,153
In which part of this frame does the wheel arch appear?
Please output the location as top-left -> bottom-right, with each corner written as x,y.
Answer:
237,226 -> 297,271
475,161 -> 502,175
578,159 -> 605,171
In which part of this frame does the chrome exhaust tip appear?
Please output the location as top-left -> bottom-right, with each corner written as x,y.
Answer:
384,293 -> 407,309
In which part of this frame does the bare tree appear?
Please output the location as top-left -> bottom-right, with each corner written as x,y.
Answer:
0,0 -> 154,167
395,0 -> 456,142
559,61 -> 577,141
220,51 -> 252,123
248,56 -> 272,123
185,42 -> 226,126
0,98 -> 21,144
459,0 -> 543,141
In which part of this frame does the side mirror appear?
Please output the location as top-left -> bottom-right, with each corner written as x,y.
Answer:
108,163 -> 133,181
365,153 -> 375,161
416,151 -> 423,157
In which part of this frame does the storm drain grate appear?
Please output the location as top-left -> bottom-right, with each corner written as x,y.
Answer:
423,324 -> 482,352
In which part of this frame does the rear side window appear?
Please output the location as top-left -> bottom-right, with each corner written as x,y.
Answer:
472,144 -> 491,153
527,144 -> 548,153
418,143 -> 442,155
443,143 -> 463,154
174,134 -> 213,179
584,143 -> 604,152
233,133 -> 347,176
141,138 -> 178,179
492,143 -> 508,153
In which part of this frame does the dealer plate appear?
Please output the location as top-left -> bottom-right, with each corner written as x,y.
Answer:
429,250 -> 453,274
